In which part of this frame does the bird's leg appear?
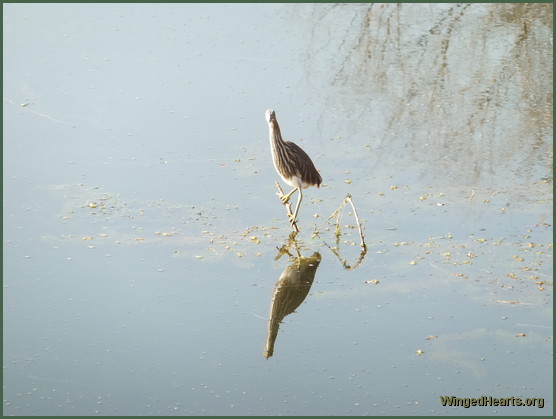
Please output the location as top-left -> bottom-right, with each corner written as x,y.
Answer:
290,189 -> 303,225
280,187 -> 298,204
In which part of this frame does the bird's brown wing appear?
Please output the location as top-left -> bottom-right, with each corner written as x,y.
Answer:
285,141 -> 322,187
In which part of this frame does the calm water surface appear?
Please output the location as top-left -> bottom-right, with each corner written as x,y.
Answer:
3,3 -> 552,416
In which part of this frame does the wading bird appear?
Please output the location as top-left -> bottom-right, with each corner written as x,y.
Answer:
266,109 -> 322,225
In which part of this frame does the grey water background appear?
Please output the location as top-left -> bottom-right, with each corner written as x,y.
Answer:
3,3 -> 552,416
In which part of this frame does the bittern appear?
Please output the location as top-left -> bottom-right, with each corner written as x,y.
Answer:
266,109 -> 322,225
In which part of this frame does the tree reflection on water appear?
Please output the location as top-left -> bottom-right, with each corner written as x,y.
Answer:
293,3 -> 552,187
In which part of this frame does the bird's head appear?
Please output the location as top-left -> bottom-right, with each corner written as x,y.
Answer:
265,109 -> 276,123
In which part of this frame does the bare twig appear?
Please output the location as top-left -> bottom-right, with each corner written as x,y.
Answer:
314,193 -> 367,270
275,182 -> 299,232
346,194 -> 366,251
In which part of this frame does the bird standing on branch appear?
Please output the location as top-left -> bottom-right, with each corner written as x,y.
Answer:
266,109 -> 322,226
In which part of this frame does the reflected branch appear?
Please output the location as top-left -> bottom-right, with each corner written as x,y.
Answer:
321,238 -> 367,271
274,231 -> 300,261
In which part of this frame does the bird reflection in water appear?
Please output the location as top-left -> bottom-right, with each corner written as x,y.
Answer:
264,234 -> 322,359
